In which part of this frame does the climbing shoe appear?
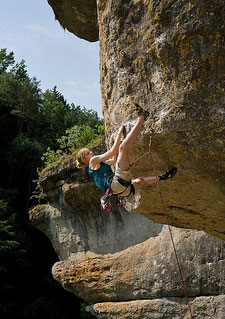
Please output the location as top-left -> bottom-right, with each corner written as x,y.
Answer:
116,196 -> 126,207
100,189 -> 112,212
159,167 -> 177,181
132,103 -> 150,121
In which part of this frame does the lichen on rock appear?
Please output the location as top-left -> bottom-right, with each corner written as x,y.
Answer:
97,0 -> 225,239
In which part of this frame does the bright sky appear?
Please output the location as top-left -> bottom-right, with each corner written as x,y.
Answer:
0,0 -> 102,116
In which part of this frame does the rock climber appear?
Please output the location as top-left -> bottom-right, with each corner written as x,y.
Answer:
76,103 -> 177,211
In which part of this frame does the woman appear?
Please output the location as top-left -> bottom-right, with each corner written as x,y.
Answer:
76,103 -> 177,211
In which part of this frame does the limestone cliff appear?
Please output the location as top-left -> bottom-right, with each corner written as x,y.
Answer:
97,0 -> 225,239
47,0 -> 225,239
29,150 -> 225,318
29,1 -> 225,318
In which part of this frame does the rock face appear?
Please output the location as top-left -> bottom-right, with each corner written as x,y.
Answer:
46,0 -> 225,241
29,152 -> 225,318
47,0 -> 98,41
87,296 -> 225,319
97,0 -> 225,240
30,1 -> 225,318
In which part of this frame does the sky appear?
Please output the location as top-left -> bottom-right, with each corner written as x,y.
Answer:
0,0 -> 102,116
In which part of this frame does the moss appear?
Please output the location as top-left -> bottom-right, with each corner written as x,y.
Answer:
40,136 -> 105,176
40,159 -> 62,176
29,204 -> 47,218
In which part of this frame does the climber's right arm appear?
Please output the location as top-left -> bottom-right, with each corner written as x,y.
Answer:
90,124 -> 124,167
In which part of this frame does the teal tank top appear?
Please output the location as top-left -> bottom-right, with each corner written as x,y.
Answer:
88,162 -> 113,191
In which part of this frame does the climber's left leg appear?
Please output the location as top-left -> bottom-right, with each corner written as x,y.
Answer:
132,175 -> 159,188
133,167 -> 177,188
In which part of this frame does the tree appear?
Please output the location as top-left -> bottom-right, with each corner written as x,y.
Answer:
0,48 -> 96,318
0,48 -> 14,74
39,87 -> 70,147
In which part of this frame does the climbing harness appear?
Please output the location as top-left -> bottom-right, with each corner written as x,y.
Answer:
148,129 -> 194,319
100,174 -> 134,212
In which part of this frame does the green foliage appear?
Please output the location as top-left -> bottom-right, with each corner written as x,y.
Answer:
40,122 -> 104,167
30,168 -> 45,204
80,302 -> 93,318
58,125 -> 96,151
0,197 -> 26,279
0,48 -> 15,74
96,119 -> 105,135
11,59 -> 28,80
0,200 -> 19,266
7,134 -> 43,167
39,87 -> 101,150
40,87 -> 70,144
0,48 -> 97,318
41,147 -> 63,167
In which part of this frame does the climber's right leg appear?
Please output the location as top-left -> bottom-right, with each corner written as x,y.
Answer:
117,115 -> 144,171
117,103 -> 149,171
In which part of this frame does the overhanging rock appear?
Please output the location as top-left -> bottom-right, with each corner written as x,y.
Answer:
47,0 -> 98,41
97,0 -> 225,238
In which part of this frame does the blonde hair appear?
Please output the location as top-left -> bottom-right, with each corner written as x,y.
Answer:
76,148 -> 89,168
